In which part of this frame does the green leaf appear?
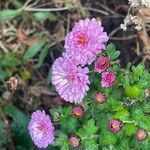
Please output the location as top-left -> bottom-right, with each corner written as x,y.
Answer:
141,103 -> 150,113
113,109 -> 130,121
54,133 -> 69,150
139,116 -> 150,131
0,68 -> 7,82
0,9 -> 21,20
34,46 -> 49,68
4,103 -> 34,149
76,119 -> 98,139
61,117 -> 77,133
104,43 -> 120,60
33,12 -> 57,22
102,131 -> 117,145
122,124 -> 137,136
82,139 -> 99,150
111,51 -> 120,60
132,64 -> 145,77
131,108 -> 143,121
1,53 -> 21,68
23,40 -> 45,60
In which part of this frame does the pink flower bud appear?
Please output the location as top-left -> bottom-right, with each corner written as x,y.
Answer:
94,92 -> 106,103
101,71 -> 116,87
108,119 -> 121,132
72,106 -> 83,118
135,128 -> 147,140
95,56 -> 109,73
69,135 -> 80,148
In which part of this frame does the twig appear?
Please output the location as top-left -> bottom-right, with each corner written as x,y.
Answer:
109,35 -> 138,41
66,13 -> 71,35
23,7 -> 69,12
87,7 -> 109,15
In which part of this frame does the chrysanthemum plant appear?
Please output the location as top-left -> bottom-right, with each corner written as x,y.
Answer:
28,18 -> 150,150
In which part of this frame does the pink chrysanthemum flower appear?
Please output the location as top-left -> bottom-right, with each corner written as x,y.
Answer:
108,119 -> 121,132
52,57 -> 90,103
135,128 -> 147,140
101,71 -> 116,87
69,135 -> 80,148
65,18 -> 108,66
95,55 -> 109,73
94,92 -> 106,103
28,110 -> 54,148
72,106 -> 84,118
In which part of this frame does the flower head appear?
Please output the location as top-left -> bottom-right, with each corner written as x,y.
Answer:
52,56 -> 90,103
65,18 -> 108,66
69,135 -> 80,148
95,55 -> 109,73
72,106 -> 84,118
28,110 -> 54,148
135,128 -> 147,140
94,92 -> 106,103
101,71 -> 116,87
108,119 -> 121,132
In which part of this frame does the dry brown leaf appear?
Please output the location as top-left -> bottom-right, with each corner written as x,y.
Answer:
53,20 -> 65,42
17,28 -> 38,46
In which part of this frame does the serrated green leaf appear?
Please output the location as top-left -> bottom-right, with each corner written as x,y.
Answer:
82,139 -> 99,150
54,133 -> 69,150
131,108 -> 143,121
33,12 -> 57,22
102,131 -> 117,145
76,119 -> 98,139
132,64 -> 145,77
0,9 -> 21,20
104,43 -> 120,60
61,117 -> 77,133
113,109 -> 130,121
139,116 -> 150,131
110,51 -> 120,60
122,124 -> 137,136
23,40 -> 45,60
141,103 -> 150,113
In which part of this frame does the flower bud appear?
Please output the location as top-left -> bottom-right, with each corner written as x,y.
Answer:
69,135 -> 80,148
72,106 -> 83,118
95,55 -> 109,73
94,92 -> 106,103
101,71 -> 116,87
108,119 -> 121,132
135,128 -> 147,140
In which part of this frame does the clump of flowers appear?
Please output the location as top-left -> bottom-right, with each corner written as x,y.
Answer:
52,56 -> 89,103
65,18 -> 108,66
28,18 -> 150,149
28,110 -> 54,148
